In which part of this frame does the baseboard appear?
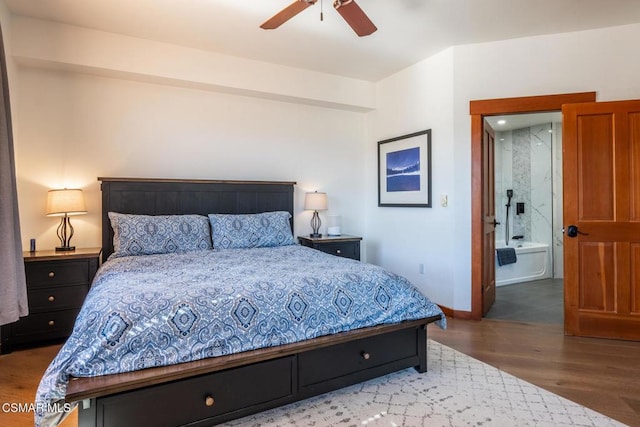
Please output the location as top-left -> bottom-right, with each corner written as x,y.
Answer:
437,305 -> 474,320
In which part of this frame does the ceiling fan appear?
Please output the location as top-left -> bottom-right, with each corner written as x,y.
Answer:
261,0 -> 377,37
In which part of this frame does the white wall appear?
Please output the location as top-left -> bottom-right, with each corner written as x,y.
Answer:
14,67 -> 367,251
7,16 -> 372,253
9,11 -> 640,313
11,16 -> 375,112
370,23 -> 640,312
366,48 -> 456,307
449,23 -> 640,310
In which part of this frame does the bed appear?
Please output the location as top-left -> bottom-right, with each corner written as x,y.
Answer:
36,177 -> 445,427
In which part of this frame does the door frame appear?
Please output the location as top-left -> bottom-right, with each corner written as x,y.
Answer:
469,92 -> 596,320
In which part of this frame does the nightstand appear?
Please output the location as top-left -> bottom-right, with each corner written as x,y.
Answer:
0,247 -> 101,354
298,235 -> 362,261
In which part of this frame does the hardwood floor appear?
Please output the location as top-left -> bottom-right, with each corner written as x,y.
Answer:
429,318 -> 640,427
2,320 -> 639,426
0,342 -> 76,427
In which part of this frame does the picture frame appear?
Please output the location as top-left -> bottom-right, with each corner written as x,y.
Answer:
378,129 -> 431,207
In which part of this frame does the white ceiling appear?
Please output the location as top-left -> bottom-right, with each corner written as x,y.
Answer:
5,0 -> 640,82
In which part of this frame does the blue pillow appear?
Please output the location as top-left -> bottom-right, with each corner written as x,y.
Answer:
108,212 -> 212,258
208,211 -> 294,249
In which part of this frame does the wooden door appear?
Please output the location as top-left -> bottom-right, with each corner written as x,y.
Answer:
482,120 -> 497,315
470,92 -> 596,320
563,100 -> 640,340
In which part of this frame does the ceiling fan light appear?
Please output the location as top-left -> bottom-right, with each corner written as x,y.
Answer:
262,0 -> 375,37
333,0 -> 354,9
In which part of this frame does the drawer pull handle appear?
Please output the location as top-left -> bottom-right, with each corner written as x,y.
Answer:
205,396 -> 215,407
48,272 -> 55,278
361,351 -> 370,360
48,296 -> 55,302
336,249 -> 342,254
48,320 -> 55,326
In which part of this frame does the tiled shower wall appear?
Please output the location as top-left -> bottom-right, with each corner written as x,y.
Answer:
495,123 -> 563,278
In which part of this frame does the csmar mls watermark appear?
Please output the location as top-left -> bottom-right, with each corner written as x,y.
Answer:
2,402 -> 73,413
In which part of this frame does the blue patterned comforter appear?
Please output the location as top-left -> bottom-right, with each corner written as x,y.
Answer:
36,244 -> 445,426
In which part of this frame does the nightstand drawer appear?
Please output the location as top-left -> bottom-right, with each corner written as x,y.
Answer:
27,284 -> 90,313
11,309 -> 81,343
1,248 -> 100,354
297,235 -> 362,261
316,242 -> 358,259
26,260 -> 90,287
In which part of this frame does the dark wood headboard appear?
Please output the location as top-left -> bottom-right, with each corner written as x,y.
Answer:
99,177 -> 296,262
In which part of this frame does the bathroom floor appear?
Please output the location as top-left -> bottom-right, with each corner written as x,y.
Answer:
485,278 -> 563,324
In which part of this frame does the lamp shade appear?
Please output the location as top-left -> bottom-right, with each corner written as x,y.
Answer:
304,191 -> 328,211
46,189 -> 87,216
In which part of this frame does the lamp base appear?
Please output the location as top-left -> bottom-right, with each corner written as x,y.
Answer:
55,246 -> 76,252
309,233 -> 322,238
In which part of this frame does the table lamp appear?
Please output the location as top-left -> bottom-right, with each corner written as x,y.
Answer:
46,188 -> 87,251
304,191 -> 327,238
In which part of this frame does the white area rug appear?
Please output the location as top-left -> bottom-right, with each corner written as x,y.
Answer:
223,340 -> 624,427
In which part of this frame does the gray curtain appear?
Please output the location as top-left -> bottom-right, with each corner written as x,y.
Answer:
0,21 -> 27,326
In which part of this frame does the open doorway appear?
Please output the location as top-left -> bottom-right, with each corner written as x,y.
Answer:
484,112 -> 563,324
468,92 -> 597,321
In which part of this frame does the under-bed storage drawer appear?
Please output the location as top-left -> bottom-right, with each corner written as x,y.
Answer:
298,326 -> 419,390
94,356 -> 295,427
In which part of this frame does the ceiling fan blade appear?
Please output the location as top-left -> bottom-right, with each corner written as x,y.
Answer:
261,0 -> 317,30
333,0 -> 377,37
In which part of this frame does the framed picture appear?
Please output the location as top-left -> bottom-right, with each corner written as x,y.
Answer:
378,129 -> 431,207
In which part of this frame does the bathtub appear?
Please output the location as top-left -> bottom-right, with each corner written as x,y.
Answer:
495,241 -> 551,286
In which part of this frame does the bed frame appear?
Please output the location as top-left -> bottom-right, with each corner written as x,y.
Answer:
68,177 -> 441,427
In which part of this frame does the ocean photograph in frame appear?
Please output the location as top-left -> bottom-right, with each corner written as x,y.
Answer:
378,129 -> 431,207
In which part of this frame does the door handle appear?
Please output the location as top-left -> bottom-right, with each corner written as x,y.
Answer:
491,219 -> 500,228
565,225 -> 588,238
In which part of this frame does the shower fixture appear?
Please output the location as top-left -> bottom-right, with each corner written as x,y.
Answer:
505,189 -> 513,246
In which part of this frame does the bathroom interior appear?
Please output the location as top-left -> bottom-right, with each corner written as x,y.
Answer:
486,112 -> 564,324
